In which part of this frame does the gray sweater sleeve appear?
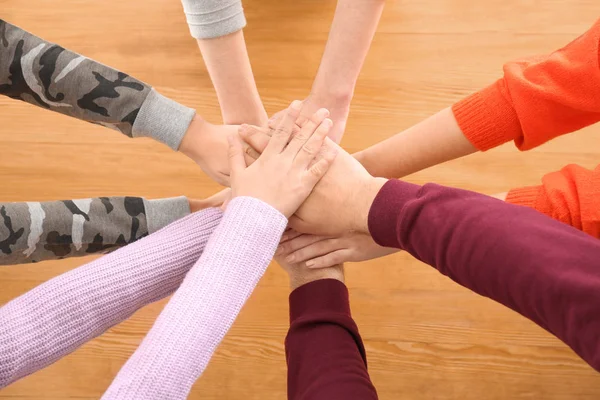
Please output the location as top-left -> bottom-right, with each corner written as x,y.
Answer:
180,0 -> 246,39
0,19 -> 195,150
0,196 -> 190,265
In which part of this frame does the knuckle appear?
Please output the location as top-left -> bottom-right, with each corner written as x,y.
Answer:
310,164 -> 323,176
301,144 -> 317,155
274,126 -> 288,136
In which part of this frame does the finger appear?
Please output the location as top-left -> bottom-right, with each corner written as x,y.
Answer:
267,109 -> 286,129
264,100 -> 302,156
284,109 -> 329,158
284,237 -> 342,264
281,229 -> 303,243
294,118 -> 332,168
204,188 -> 231,208
295,107 -> 312,129
277,234 -> 328,258
288,215 -> 327,236
306,250 -> 350,269
221,195 -> 231,211
227,134 -> 246,180
239,124 -> 270,153
304,145 -> 338,187
269,118 -> 302,136
243,143 -> 261,166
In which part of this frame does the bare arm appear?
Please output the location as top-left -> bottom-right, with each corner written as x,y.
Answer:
354,19 -> 600,178
179,1 -> 266,125
354,107 -> 477,178
306,0 -> 385,142
196,30 -> 267,125
273,0 -> 385,144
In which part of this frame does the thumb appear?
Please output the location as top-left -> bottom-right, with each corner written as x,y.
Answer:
227,134 -> 246,181
239,124 -> 270,153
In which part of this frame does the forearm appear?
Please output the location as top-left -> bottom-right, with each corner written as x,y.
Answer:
311,0 -> 384,103
0,19 -> 195,150
452,18 -> 600,151
306,0 -> 385,143
0,196 -> 190,265
102,197 -> 287,399
196,31 -> 267,125
0,209 -> 222,388
368,179 -> 600,371
286,277 -> 378,400
354,107 -> 476,178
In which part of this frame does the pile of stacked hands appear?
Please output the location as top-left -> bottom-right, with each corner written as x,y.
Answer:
1,1 -> 600,398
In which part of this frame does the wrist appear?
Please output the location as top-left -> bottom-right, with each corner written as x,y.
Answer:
179,116 -> 208,161
353,150 -> 371,173
353,177 -> 387,234
288,264 -> 345,291
308,88 -> 352,113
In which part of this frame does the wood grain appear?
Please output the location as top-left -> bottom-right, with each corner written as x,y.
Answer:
1,0 -> 600,398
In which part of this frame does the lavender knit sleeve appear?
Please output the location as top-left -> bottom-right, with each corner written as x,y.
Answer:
102,196 -> 287,399
0,208 -> 223,388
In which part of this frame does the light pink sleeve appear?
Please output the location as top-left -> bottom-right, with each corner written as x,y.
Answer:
102,197 -> 287,399
0,208 -> 223,388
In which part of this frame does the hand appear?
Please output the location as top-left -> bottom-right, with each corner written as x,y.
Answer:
276,230 -> 345,291
188,188 -> 231,213
179,116 -> 258,186
268,93 -> 350,144
239,125 -> 386,236
228,101 -> 337,218
277,230 -> 398,269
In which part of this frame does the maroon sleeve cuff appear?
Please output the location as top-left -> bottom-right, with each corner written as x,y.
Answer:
367,179 -> 422,249
289,279 -> 350,323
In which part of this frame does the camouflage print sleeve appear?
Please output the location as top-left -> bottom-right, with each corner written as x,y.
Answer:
0,196 -> 190,265
0,19 -> 195,150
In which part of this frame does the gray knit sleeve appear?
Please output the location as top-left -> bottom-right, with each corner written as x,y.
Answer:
180,0 -> 246,39
0,196 -> 190,265
0,19 -> 195,150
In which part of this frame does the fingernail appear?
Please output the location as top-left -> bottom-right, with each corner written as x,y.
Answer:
291,100 -> 302,110
285,254 -> 295,263
306,260 -> 316,268
320,108 -> 330,117
322,118 -> 333,128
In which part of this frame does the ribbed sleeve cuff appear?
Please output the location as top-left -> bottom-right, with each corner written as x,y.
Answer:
144,196 -> 191,233
289,279 -> 350,323
182,0 -> 246,39
506,185 -> 542,209
452,80 -> 522,151
132,89 -> 196,150
368,179 -> 422,249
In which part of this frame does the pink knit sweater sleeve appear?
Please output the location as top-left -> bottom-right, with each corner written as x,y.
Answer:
102,196 -> 288,399
0,208 -> 223,388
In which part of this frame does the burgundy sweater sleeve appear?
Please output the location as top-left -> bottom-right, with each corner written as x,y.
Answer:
285,279 -> 378,400
368,179 -> 600,371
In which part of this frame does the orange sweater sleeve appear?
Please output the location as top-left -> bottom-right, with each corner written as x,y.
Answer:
452,19 -> 600,151
506,164 -> 600,238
